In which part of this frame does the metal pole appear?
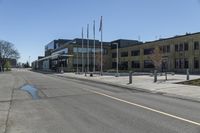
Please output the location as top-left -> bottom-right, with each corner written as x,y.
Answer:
154,70 -> 157,82
187,69 -> 189,80
29,56 -> 31,67
117,43 -> 119,77
76,46 -> 78,74
129,71 -> 132,84
100,16 -> 103,76
87,24 -> 89,73
93,20 -> 96,73
0,44 -> 1,58
82,27 -> 84,73
0,44 -> 2,71
61,64 -> 64,73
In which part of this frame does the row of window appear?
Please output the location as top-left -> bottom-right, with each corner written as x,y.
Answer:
175,43 -> 188,52
175,41 -> 200,51
73,48 -> 108,55
174,59 -> 189,69
175,58 -> 200,69
112,58 -> 200,69
112,60 -> 154,69
112,41 -> 200,58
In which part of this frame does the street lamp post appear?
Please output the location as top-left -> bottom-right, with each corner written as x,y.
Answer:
0,45 -> 2,71
76,46 -> 79,74
29,56 -> 31,67
81,28 -> 84,73
113,43 -> 119,77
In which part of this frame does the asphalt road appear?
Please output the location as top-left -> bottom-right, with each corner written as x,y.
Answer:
1,69 -> 200,133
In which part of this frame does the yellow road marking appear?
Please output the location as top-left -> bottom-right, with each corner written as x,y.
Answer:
85,89 -> 200,126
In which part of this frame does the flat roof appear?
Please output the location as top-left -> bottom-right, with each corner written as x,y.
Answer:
145,32 -> 200,44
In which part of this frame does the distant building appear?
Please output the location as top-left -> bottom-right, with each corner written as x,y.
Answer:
111,32 -> 200,73
45,39 -> 72,56
32,38 -> 111,72
33,32 -> 200,74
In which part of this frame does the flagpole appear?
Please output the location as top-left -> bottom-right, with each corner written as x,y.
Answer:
87,24 -> 89,73
93,20 -> 96,73
100,16 -> 103,76
81,27 -> 84,73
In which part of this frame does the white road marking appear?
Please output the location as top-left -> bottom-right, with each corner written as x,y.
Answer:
85,88 -> 200,126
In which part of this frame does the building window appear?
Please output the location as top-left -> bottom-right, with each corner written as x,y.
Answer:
175,44 -> 179,52
112,62 -> 116,68
144,60 -> 154,68
179,59 -> 184,69
179,43 -> 183,51
194,57 -> 199,69
131,50 -> 140,56
167,45 -> 170,53
175,59 -> 185,69
184,43 -> 188,51
144,48 -> 154,55
162,46 -> 166,53
103,49 -> 108,55
132,61 -> 140,68
120,62 -> 128,70
162,45 -> 170,53
175,59 -> 179,69
194,41 -> 199,50
121,52 -> 128,57
184,59 -> 189,68
112,53 -> 116,58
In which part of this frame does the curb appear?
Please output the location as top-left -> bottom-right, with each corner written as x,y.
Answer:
55,74 -> 200,103
56,74 -> 152,93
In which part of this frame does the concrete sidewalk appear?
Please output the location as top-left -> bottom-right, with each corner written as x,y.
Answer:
55,72 -> 200,102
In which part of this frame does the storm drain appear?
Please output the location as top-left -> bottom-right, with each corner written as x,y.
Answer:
21,84 -> 40,99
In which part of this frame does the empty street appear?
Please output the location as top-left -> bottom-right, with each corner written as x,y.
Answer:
0,70 -> 199,133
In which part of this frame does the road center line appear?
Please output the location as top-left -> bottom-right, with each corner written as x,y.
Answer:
85,88 -> 200,126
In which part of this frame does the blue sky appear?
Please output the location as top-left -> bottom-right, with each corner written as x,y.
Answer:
0,0 -> 200,63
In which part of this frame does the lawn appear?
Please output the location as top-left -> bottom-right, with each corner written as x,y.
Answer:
178,78 -> 200,86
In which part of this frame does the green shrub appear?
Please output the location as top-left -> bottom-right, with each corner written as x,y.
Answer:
4,61 -> 11,71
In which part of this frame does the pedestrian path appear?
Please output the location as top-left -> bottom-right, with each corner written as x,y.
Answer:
55,73 -> 200,102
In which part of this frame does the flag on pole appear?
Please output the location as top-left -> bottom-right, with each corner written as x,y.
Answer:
87,24 -> 89,72
93,20 -> 95,37
82,27 -> 83,39
99,16 -> 103,75
99,16 -> 102,32
87,24 -> 89,38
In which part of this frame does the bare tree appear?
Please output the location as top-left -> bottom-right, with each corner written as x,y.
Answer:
148,46 -> 162,70
95,52 -> 109,71
0,40 -> 20,59
0,40 -> 20,71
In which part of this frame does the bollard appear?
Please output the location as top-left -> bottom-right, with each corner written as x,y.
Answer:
154,70 -> 157,82
165,72 -> 167,80
129,71 -> 133,84
90,73 -> 93,77
186,69 -> 189,80
60,67 -> 64,74
84,68 -> 87,76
